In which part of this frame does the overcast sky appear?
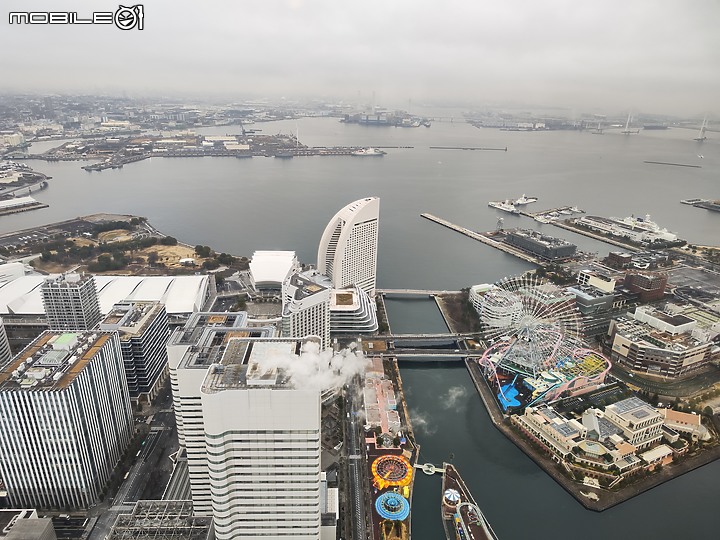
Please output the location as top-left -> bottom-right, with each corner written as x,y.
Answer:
2,0 -> 718,116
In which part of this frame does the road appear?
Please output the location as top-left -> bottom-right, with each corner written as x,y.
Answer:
345,381 -> 368,540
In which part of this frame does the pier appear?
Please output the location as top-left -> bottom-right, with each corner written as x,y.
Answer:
644,161 -> 702,169
420,213 -> 541,265
429,146 -> 507,151
549,220 -> 642,252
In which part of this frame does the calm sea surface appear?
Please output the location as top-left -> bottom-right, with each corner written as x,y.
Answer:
5,118 -> 720,538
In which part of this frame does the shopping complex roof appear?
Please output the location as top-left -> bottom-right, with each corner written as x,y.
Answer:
0,275 -> 209,316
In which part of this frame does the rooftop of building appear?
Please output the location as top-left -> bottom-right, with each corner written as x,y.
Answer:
0,331 -> 112,392
41,272 -> 94,288
579,269 -> 614,282
566,284 -> 616,300
613,316 -> 707,351
249,250 -> 297,287
287,270 -> 330,301
330,288 -> 364,311
99,301 -> 165,340
170,311 -> 249,347
108,500 -> 212,540
507,228 -> 576,248
636,306 -> 695,327
200,337 -> 311,393
605,396 -> 662,424
0,275 -> 209,316
0,510 -> 37,538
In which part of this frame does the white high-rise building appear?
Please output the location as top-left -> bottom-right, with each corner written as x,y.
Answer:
282,270 -> 331,350
167,312 -> 273,516
41,273 -> 101,331
201,339 -> 322,540
317,197 -> 379,295
0,331 -> 133,509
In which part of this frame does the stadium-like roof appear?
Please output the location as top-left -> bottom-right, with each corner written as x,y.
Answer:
0,275 -> 209,316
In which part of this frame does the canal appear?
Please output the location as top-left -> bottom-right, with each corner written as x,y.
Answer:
390,298 -> 719,540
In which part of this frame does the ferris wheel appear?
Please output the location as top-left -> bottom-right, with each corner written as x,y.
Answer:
478,274 -> 582,378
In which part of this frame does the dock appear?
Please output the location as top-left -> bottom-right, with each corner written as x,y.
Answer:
549,220 -> 642,252
429,146 -> 507,151
420,213 -> 540,265
644,161 -> 702,169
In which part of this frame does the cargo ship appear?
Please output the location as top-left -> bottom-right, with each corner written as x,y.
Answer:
441,463 -> 499,540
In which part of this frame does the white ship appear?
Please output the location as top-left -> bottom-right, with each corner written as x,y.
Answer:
351,147 -> 386,156
488,200 -> 520,214
513,194 -> 538,205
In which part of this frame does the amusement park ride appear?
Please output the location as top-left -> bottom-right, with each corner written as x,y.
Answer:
475,275 -> 611,411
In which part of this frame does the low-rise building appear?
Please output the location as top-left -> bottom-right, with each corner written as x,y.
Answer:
608,313 -> 712,378
504,228 -> 577,260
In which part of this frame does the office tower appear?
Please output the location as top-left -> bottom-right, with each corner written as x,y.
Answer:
167,312 -> 271,516
0,331 -> 133,509
100,302 -> 170,402
317,197 -> 379,295
0,317 -> 12,366
282,270 -> 331,350
201,339 -> 321,540
41,273 -> 101,330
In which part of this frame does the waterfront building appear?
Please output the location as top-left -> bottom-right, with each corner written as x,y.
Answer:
603,397 -> 664,450
167,312 -> 274,516
623,271 -> 667,302
0,331 -> 133,509
249,251 -> 299,291
107,500 -> 213,540
200,338 -> 322,540
504,228 -> 577,260
317,197 -> 379,295
660,409 -> 711,441
41,273 -> 101,331
282,270 -> 331,349
608,309 -> 713,378
470,284 -> 522,328
0,318 -> 12,367
99,302 -> 170,402
329,286 -> 378,335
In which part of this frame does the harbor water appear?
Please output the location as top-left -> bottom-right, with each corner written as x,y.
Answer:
3,117 -> 720,538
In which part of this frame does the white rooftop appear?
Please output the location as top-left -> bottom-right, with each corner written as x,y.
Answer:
250,251 -> 297,288
0,275 -> 209,316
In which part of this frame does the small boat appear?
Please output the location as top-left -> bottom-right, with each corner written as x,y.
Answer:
351,147 -> 386,156
441,463 -> 499,540
513,194 -> 538,205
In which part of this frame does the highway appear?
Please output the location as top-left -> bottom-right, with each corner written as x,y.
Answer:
345,381 -> 368,540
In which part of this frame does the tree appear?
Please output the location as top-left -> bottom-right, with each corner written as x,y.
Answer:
195,245 -> 212,257
160,236 -> 178,246
147,251 -> 159,266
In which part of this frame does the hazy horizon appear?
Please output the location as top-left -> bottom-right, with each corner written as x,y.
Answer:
2,0 -> 718,117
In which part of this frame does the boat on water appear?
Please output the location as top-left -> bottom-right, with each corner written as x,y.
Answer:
441,463 -> 499,540
513,194 -> 538,205
351,147 -> 386,156
488,201 -> 519,214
